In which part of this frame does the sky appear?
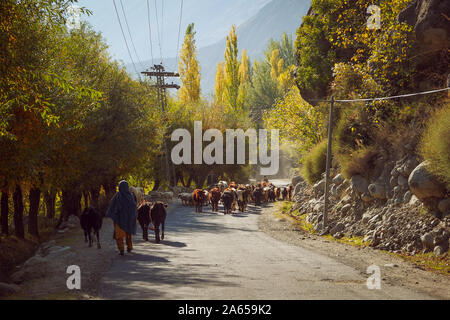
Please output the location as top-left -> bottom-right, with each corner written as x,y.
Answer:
75,0 -> 271,66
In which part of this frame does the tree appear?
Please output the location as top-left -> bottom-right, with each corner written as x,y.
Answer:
214,62 -> 225,106
223,26 -> 240,112
263,87 -> 325,156
237,50 -> 251,110
178,23 -> 201,104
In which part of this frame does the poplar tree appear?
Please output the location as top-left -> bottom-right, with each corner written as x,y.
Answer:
178,23 -> 201,104
223,25 -> 240,112
214,62 -> 225,105
237,49 -> 251,110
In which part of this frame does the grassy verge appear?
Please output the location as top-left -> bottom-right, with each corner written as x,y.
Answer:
276,202 -> 316,234
275,201 -> 449,275
390,252 -> 450,275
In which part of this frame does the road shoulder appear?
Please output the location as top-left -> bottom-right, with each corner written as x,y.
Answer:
257,203 -> 450,299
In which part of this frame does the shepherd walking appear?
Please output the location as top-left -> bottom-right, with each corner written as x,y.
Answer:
106,180 -> 137,255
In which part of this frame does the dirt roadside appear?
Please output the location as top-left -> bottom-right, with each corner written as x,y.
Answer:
258,204 -> 450,299
3,218 -> 117,300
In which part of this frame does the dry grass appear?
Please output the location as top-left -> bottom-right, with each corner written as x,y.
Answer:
301,140 -> 327,185
323,234 -> 371,248
419,104 -> 450,189
392,251 -> 450,276
276,202 -> 316,234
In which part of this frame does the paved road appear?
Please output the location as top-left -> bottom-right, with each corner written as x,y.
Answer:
99,196 -> 435,299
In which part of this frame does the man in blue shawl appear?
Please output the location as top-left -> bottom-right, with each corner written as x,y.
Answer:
107,180 -> 137,255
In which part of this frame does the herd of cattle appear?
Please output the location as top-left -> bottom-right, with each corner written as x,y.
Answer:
178,181 -> 293,215
79,181 -> 293,248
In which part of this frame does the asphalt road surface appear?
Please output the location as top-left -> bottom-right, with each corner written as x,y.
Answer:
98,181 -> 438,300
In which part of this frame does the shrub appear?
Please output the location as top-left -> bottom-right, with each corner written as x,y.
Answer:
301,140 -> 328,185
419,104 -> 450,189
337,146 -> 379,180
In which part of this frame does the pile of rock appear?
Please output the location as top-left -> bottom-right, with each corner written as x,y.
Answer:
290,157 -> 449,256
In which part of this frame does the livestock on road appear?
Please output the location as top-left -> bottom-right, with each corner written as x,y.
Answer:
192,189 -> 206,213
150,202 -> 167,243
80,207 -> 103,249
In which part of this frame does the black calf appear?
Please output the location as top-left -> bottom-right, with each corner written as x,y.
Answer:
137,202 -> 152,241
150,202 -> 167,243
80,207 -> 103,249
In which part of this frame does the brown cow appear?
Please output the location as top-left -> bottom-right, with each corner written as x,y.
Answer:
287,185 -> 293,201
275,187 -> 281,200
209,188 -> 221,212
192,189 -> 206,213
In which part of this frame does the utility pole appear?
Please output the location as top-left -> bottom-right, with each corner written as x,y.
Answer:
142,64 -> 180,187
323,96 -> 334,234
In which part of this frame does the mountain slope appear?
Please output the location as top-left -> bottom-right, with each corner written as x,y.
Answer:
129,0 -> 311,97
198,0 -> 310,95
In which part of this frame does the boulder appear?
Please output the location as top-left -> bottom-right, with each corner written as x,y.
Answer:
403,191 -> 412,203
398,175 -> 408,187
438,199 -> 450,215
293,182 -> 304,196
313,203 -> 324,213
313,180 -> 325,196
390,176 -> 398,188
368,183 -> 387,200
408,162 -> 446,201
291,175 -> 304,187
332,174 -> 344,186
434,245 -> 447,256
362,213 -> 372,224
361,193 -> 373,202
421,231 -> 436,252
330,223 -> 345,236
341,204 -> 352,215
351,175 -> 369,195
409,195 -> 420,206
403,157 -> 419,176
314,222 -> 324,233
0,283 -> 20,297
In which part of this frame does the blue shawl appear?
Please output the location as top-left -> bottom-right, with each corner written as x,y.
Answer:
106,180 -> 137,235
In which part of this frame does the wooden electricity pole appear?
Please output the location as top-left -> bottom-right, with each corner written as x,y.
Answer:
142,64 -> 180,187
323,96 -> 334,233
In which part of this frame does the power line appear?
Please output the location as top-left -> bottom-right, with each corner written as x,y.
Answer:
112,0 -> 140,79
309,87 -> 450,103
119,0 -> 144,70
154,0 -> 163,63
175,0 -> 184,69
161,0 -> 164,57
146,0 -> 154,65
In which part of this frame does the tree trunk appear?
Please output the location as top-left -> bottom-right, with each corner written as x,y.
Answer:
181,174 -> 187,187
194,173 -> 208,189
186,175 -> 193,189
83,191 -> 89,209
90,187 -> 100,208
44,189 -> 56,219
28,187 -> 40,238
13,185 -> 24,239
152,179 -> 160,191
1,190 -> 9,236
58,189 -> 81,228
103,181 -> 117,201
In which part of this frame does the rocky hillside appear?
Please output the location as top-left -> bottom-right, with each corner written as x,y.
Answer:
290,154 -> 449,257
